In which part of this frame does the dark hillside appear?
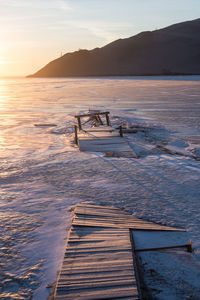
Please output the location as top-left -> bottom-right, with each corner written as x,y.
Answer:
28,19 -> 200,77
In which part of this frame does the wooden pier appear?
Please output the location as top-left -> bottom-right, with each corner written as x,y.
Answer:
54,203 -> 185,299
74,111 -> 136,157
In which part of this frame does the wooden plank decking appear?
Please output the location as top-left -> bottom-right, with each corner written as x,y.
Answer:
76,126 -> 136,157
54,204 -> 185,299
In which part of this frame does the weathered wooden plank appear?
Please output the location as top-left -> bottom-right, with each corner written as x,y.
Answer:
69,228 -> 130,236
64,249 -> 132,257
64,249 -> 133,257
79,137 -> 125,145
57,279 -> 137,290
75,206 -> 131,214
69,232 -> 129,237
63,260 -> 133,267
72,218 -> 185,231
62,264 -> 134,271
55,286 -> 139,299
63,255 -> 133,263
68,238 -> 128,243
78,131 -> 121,138
70,225 -> 129,231
79,131 -> 117,138
76,203 -> 121,210
58,279 -> 137,290
69,228 -> 129,233
78,131 -> 118,138
75,206 -> 130,214
68,237 -> 129,241
69,230 -> 129,234
67,241 -> 128,247
59,271 -> 135,281
65,248 -> 132,255
67,239 -> 133,247
75,111 -> 110,118
72,210 -> 185,231
75,209 -> 133,218
69,231 -> 130,238
74,213 -> 153,223
62,251 -> 133,261
78,141 -> 131,152
83,126 -> 114,132
79,142 -> 131,151
60,265 -> 135,276
74,216 -> 175,228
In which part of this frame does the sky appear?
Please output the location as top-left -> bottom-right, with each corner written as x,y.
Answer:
0,0 -> 199,77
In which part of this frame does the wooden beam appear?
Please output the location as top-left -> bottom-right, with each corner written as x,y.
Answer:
105,112 -> 111,126
77,117 -> 82,130
119,126 -> 123,137
135,240 -> 192,253
74,125 -> 78,145
75,111 -> 110,118
97,115 -> 104,125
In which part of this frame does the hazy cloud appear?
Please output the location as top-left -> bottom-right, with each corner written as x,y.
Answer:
1,0 -> 72,10
56,20 -> 134,44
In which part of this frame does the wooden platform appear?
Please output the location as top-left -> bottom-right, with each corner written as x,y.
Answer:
77,126 -> 136,157
54,204 -> 185,299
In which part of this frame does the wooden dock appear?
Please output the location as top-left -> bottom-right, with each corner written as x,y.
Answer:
54,204 -> 185,299
74,112 -> 136,157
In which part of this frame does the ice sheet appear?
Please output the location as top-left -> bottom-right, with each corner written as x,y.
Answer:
0,76 -> 200,299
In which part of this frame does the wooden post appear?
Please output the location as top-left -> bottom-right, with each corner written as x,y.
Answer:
74,125 -> 78,145
97,115 -> 103,125
105,113 -> 110,126
77,117 -> 82,130
119,125 -> 123,137
135,240 -> 192,253
186,240 -> 192,253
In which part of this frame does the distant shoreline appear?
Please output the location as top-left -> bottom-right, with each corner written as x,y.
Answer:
1,74 -> 200,81
27,72 -> 200,78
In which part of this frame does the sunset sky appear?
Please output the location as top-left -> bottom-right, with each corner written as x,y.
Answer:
0,0 -> 199,77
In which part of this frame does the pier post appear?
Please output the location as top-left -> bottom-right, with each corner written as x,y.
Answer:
105,112 -> 111,126
119,125 -> 123,137
77,117 -> 82,130
74,125 -> 78,145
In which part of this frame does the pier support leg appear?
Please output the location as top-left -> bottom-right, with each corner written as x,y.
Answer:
105,113 -> 111,126
74,125 -> 78,145
119,125 -> 123,137
77,117 -> 82,130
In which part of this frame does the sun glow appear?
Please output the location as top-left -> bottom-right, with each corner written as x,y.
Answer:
0,56 -> 5,64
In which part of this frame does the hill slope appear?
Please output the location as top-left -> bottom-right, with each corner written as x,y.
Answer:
29,19 -> 200,77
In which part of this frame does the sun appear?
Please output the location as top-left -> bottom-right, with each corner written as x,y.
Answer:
0,56 -> 5,64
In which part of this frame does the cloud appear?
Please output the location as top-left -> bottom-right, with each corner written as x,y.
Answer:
56,0 -> 72,11
56,20 -> 133,43
2,0 -> 72,10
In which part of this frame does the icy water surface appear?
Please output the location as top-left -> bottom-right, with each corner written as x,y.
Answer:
0,76 -> 200,299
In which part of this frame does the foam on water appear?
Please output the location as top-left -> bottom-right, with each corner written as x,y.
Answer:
0,76 -> 200,299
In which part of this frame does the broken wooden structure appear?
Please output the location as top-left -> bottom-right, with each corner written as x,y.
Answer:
74,111 -> 136,157
54,203 -> 187,299
75,111 -> 111,130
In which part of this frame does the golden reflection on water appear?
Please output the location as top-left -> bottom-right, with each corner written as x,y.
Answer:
0,80 -> 7,146
0,80 -> 6,102
0,79 -> 24,154
0,79 -> 12,112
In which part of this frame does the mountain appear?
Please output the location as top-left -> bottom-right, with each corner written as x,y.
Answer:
28,19 -> 200,77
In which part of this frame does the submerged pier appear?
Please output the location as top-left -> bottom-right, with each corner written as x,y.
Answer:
54,203 -> 185,299
74,111 -> 136,157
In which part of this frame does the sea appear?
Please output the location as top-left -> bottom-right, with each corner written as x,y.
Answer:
0,76 -> 200,299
